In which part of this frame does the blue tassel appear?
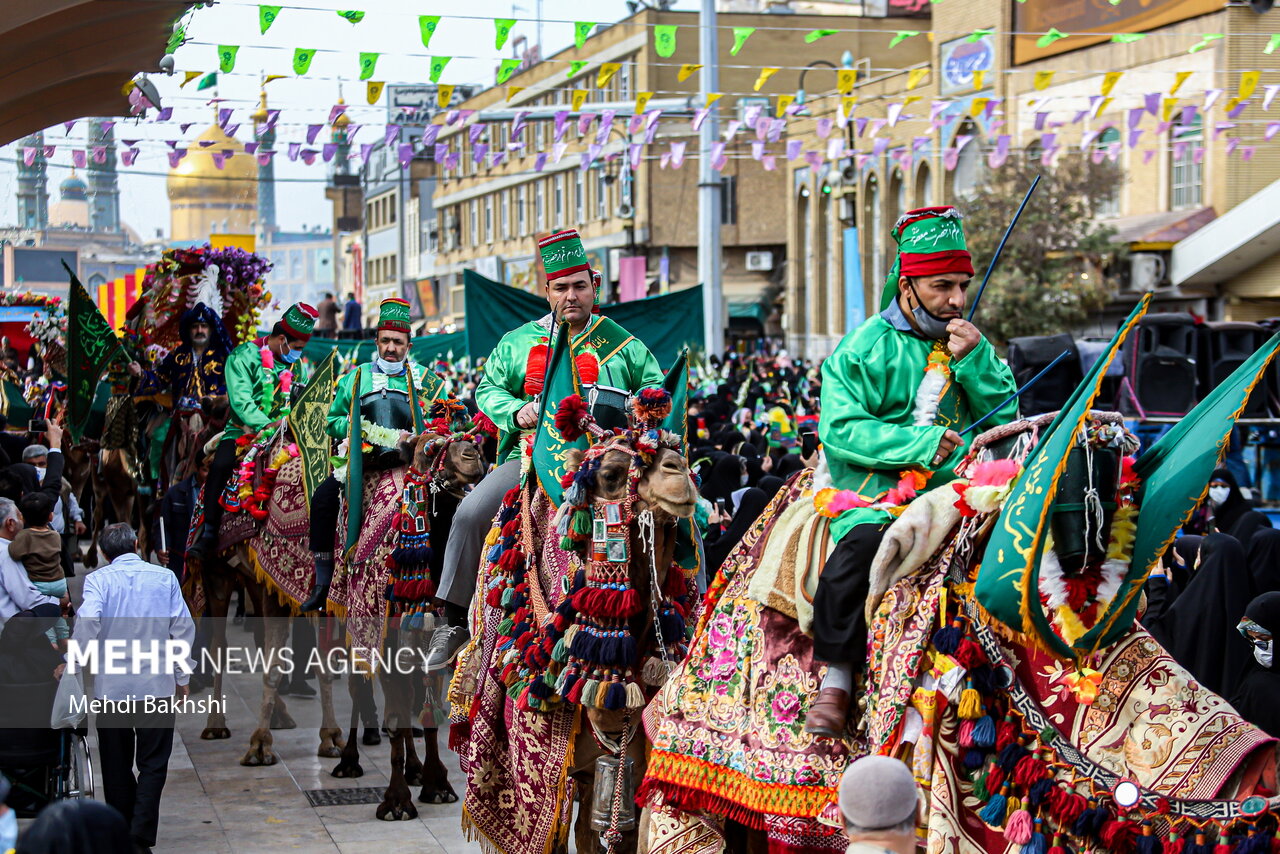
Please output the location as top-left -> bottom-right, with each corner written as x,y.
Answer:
486,543 -> 504,563
963,748 -> 986,771
1027,778 -> 1055,808
996,742 -> 1029,773
978,792 -> 1007,828
603,681 -> 626,710
972,715 -> 996,748
1022,832 -> 1047,854
933,622 -> 962,655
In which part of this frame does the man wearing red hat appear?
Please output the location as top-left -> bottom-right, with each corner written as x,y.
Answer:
188,302 -> 318,566
425,229 -> 663,670
301,297 -> 440,611
804,207 -> 1018,736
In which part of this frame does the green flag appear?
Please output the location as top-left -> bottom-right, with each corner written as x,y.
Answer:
494,18 -> 516,50
661,350 -> 689,451
343,367 -> 364,554
574,21 -> 595,49
293,48 -> 315,75
496,59 -> 520,85
569,60 -> 588,78
64,262 -> 123,441
337,10 -> 364,23
805,29 -> 838,44
730,26 -> 755,56
653,24 -> 677,57
217,45 -> 239,73
531,322 -> 586,508
195,72 -> 218,91
429,56 -> 451,84
419,15 -> 441,48
974,295 -> 1152,659
289,351 -> 336,506
259,5 -> 281,33
358,52 -> 379,81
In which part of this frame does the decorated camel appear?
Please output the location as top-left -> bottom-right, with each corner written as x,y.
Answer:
450,330 -> 699,854
638,296 -> 1280,854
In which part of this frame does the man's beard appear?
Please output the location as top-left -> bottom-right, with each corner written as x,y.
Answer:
192,335 -> 209,347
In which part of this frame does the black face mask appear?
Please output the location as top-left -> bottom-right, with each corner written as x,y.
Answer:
906,281 -> 953,340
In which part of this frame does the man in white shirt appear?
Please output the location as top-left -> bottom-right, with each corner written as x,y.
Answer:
72,523 -> 195,854
0,421 -> 68,630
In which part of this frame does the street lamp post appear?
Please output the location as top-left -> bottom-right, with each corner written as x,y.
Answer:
698,0 -> 723,357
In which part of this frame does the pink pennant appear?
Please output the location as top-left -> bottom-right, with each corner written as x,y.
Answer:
71,149 -> 86,169
22,148 -> 36,166
816,118 -> 833,139
1193,147 -> 1205,165
943,147 -> 959,171
691,108 -> 711,133
1040,146 -> 1057,167
121,148 -> 139,166
868,118 -> 887,137
581,143 -> 601,171
1156,121 -> 1172,134
930,101 -> 948,123
767,119 -> 785,144
257,152 -> 273,166
628,143 -> 642,170
644,111 -> 662,144
723,120 -> 742,140
856,153 -> 871,170
786,139 -> 803,161
300,149 -> 317,165
872,137 -> 889,156
803,150 -> 822,170
577,112 -> 596,136
1142,149 -> 1156,165
762,155 -> 776,171
987,135 -> 1011,169
669,141 -> 687,169
1079,129 -> 1100,150
743,104 -> 763,127
628,113 -> 644,135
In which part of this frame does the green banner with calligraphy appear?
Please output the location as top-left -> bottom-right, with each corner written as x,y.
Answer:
289,351 -> 336,507
65,262 -> 123,441
531,322 -> 585,508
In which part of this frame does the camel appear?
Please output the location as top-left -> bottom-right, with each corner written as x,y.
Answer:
326,426 -> 486,821
454,391 -> 698,854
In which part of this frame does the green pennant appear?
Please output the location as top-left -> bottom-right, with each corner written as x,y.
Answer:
195,72 -> 218,91
344,366 -> 364,554
259,5 -> 281,34
653,25 -> 677,58
574,21 -> 595,49
805,29 -> 839,44
730,26 -> 755,56
531,322 -> 586,508
1111,33 -> 1146,44
429,56 -> 451,84
496,58 -> 521,85
968,27 -> 995,42
973,294 -> 1152,659
293,47 -> 316,75
569,60 -> 588,78
337,10 -> 364,23
661,350 -> 690,451
64,261 -> 123,441
494,18 -> 516,50
419,15 -> 441,48
1036,28 -> 1069,48
217,45 -> 239,73
1188,33 -> 1224,54
1119,332 -> 1280,649
1266,34 -> 1280,55
288,351 -> 336,506
359,52 -> 379,81
889,30 -> 920,48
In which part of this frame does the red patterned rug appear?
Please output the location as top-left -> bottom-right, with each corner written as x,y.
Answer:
331,468 -> 404,653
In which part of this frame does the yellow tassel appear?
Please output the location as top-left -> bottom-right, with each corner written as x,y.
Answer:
1006,796 -> 1022,822
562,624 -> 579,647
958,686 -> 982,720
484,525 -> 501,547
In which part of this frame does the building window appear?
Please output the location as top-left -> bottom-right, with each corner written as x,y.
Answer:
890,168 -> 907,222
516,185 -> 527,235
914,161 -> 931,208
596,171 -> 608,220
554,175 -> 565,226
618,61 -> 632,101
469,202 -> 478,247
1095,127 -> 1122,217
501,191 -> 510,239
862,173 -> 883,304
951,122 -> 984,200
484,196 -> 493,243
1170,116 -> 1203,211
428,218 -> 439,253
534,181 -> 545,232
575,171 -> 585,223
720,175 -> 737,226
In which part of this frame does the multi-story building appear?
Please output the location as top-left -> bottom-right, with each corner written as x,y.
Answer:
782,0 -> 1280,356
429,6 -> 928,342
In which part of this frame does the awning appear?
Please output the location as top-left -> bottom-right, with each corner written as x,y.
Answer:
728,300 -> 767,324
1172,179 -> 1280,287
1107,207 -> 1217,250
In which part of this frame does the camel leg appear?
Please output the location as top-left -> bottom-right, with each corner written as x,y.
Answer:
331,674 -> 366,778
316,626 -> 344,758
241,607 -> 291,766
416,667 -> 457,804
571,722 -> 649,854
376,663 -> 417,821
200,566 -> 232,740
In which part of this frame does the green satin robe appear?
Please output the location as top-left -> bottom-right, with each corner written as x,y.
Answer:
818,315 -> 1018,543
477,316 -> 664,464
223,340 -> 289,442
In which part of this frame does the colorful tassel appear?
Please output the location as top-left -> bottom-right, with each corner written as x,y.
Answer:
933,618 -> 963,655
958,681 -> 983,720
1163,832 -> 1185,854
972,713 -> 997,748
1023,820 -> 1048,854
1005,801 -> 1033,845
978,784 -> 1009,828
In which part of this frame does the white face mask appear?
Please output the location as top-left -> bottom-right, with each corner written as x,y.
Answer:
376,356 -> 406,375
33,465 -> 46,482
1208,485 -> 1231,507
740,473 -> 749,487
1254,639 -> 1274,669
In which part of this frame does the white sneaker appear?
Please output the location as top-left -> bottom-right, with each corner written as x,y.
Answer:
423,625 -> 468,672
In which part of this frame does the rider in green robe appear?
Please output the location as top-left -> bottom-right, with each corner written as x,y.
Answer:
187,302 -> 318,566
804,207 -> 1019,737
426,229 -> 664,671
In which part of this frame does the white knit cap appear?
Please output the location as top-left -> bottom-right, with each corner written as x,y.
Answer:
838,756 -> 919,830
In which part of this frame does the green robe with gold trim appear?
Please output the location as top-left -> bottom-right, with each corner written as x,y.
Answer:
224,340 -> 290,442
819,309 -> 1018,543
477,314 -> 664,464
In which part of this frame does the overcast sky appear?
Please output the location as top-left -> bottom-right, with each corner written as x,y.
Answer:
0,0 -> 697,239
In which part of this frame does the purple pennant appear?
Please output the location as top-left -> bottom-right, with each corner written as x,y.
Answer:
1034,112 -> 1048,131
552,142 -> 568,163
322,143 -> 337,162
827,139 -> 844,161
1227,137 -> 1240,155
629,143 -> 642,170
266,109 -> 281,129
491,151 -> 505,168
534,152 -> 548,172
988,134 -> 1011,169
91,146 -> 106,163
198,139 -> 216,148
943,147 -> 959,170
1144,92 -> 1160,116
1090,147 -> 1105,165
469,123 -> 485,144
361,143 -> 375,161
224,124 -> 240,138
1228,100 -> 1249,119
762,155 -> 777,172
956,134 -> 974,153
457,110 -> 476,124
1072,110 -> 1089,124
348,124 -> 363,141
1172,140 -> 1188,161
164,140 -> 178,149
63,121 -> 76,134
1267,122 -> 1280,141
1156,121 -> 1172,134
444,110 -> 460,126
1214,122 -> 1236,139
511,111 -> 529,139
1204,89 -> 1223,111
121,139 -> 139,147
595,119 -> 613,147
628,113 -> 645,135
1127,107 -> 1144,130
218,108 -> 233,127
930,101 -> 948,122
724,120 -> 742,140
669,141 -> 687,169
767,119 -> 785,143
1088,95 -> 1105,118
441,152 -> 457,170
328,103 -> 348,125
121,148 -> 139,166
872,137 -> 889,156
1080,129 -> 1100,150
816,118 -> 833,139
1241,145 -> 1256,161
598,109 -> 616,134
302,124 -> 319,145
398,143 -> 414,167
21,148 -> 36,166
1180,105 -> 1198,126
712,142 -> 729,171
660,153 -> 671,170
244,142 -> 258,155
299,149 -> 316,165
855,117 -> 869,137
433,143 -> 447,162
1194,147 -> 1205,165
156,107 -> 173,121
868,118 -> 887,137
1142,149 -> 1156,165
181,123 -> 195,133
887,103 -> 904,127
553,111 -> 570,141
644,119 -> 660,145
691,108 -> 711,133
983,99 -> 1000,118
99,120 -> 115,133
856,153 -> 871,170
913,136 -> 930,151
754,117 -> 770,141
211,152 -> 227,170
1128,129 -> 1143,148
72,149 -> 87,168
257,152 -> 273,166
751,141 -> 765,161
743,104 -> 763,127
1040,132 -> 1056,150
897,147 -> 913,170
167,149 -> 186,168
577,112 -> 595,136
472,142 -> 488,164
786,139 -> 803,161
422,125 -> 440,147
384,124 -> 401,146
288,142 -> 301,161
586,143 -> 603,168
1041,146 -> 1057,168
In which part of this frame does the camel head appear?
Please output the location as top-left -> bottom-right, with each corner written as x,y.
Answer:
397,403 -> 492,495
567,444 -> 696,525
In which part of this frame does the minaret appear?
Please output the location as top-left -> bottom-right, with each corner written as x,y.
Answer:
251,90 -> 277,237
15,131 -> 49,230
86,118 -> 120,232
331,97 -> 352,178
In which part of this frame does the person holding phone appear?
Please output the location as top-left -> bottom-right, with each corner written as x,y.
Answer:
804,207 -> 1018,738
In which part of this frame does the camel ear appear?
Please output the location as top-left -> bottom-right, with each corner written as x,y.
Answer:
398,435 -> 418,465
563,447 -> 586,474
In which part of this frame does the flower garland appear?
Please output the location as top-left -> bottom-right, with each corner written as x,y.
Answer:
257,345 -> 292,419
813,468 -> 931,518
222,426 -> 296,521
914,343 -> 952,426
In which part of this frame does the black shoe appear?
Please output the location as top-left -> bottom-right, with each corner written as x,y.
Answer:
362,727 -> 381,746
300,584 -> 330,613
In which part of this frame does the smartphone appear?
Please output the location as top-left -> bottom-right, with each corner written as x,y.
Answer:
800,428 -> 819,458
716,498 -> 729,520
28,418 -> 47,433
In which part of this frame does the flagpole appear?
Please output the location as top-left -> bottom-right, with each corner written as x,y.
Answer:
966,175 -> 1041,321
960,348 -> 1070,436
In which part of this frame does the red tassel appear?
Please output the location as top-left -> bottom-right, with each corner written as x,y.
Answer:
984,762 -> 1005,795
1014,754 -> 1048,788
471,411 -> 498,437
1048,788 -> 1087,830
996,717 -> 1019,751
575,353 -> 599,385
1101,818 -> 1140,854
554,394 -> 591,441
524,344 -> 549,396
1163,834 -> 1185,854
954,638 -> 986,669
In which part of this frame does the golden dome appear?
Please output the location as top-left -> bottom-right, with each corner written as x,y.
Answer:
167,124 -> 259,203
333,98 -> 350,130
250,91 -> 270,125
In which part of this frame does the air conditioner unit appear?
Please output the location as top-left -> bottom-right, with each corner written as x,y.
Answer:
1128,252 -> 1168,292
616,202 -> 635,220
745,250 -> 774,272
